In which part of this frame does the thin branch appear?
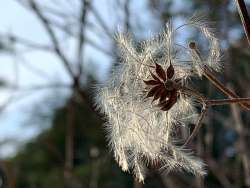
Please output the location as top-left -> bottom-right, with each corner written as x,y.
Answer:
20,1 -> 112,58
8,34 -> 53,51
203,66 -> 250,111
16,54 -> 52,80
0,83 -> 71,114
124,0 -> 131,31
28,0 -> 75,78
206,97 -> 250,106
182,85 -> 250,146
48,18 -> 113,57
89,5 -> 114,39
77,0 -> 90,77
183,103 -> 208,147
41,5 -> 77,20
189,43 -> 250,111
235,0 -> 250,46
183,96 -> 250,146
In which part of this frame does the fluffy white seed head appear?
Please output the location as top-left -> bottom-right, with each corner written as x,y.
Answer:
95,15 -> 221,182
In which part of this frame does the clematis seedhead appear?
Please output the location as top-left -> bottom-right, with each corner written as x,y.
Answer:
95,14 -> 221,182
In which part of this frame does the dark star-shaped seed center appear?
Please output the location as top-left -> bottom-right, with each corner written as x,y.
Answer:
164,80 -> 175,91
143,62 -> 181,111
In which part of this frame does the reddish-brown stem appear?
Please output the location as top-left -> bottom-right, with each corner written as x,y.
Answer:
206,98 -> 250,106
183,104 -> 208,147
189,43 -> 250,111
204,66 -> 250,111
182,85 -> 250,146
235,0 -> 250,46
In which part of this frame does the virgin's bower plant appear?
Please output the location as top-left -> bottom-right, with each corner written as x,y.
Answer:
95,14 -> 250,182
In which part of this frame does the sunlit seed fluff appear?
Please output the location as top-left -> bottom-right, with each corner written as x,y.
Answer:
95,15 -> 221,182
187,13 -> 222,75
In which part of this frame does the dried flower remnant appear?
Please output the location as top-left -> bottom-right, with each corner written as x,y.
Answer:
95,15 -> 250,182
144,62 -> 181,111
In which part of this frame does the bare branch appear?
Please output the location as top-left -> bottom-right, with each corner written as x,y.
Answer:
182,85 -> 250,146
235,0 -> 250,46
41,5 -> 77,20
0,83 -> 71,114
17,54 -> 51,80
204,66 -> 250,111
189,44 -> 250,111
1,33 -> 53,52
77,0 -> 90,77
89,5 -> 114,39
206,97 -> 250,105
183,104 -> 208,147
124,0 -> 131,31
48,18 -> 113,57
27,0 -> 75,78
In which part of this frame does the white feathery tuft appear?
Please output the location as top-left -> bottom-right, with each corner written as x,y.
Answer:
187,13 -> 222,74
95,14 -> 222,181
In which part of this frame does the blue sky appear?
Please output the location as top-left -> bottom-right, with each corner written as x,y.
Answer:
0,0 -> 71,157
0,0 -> 156,157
